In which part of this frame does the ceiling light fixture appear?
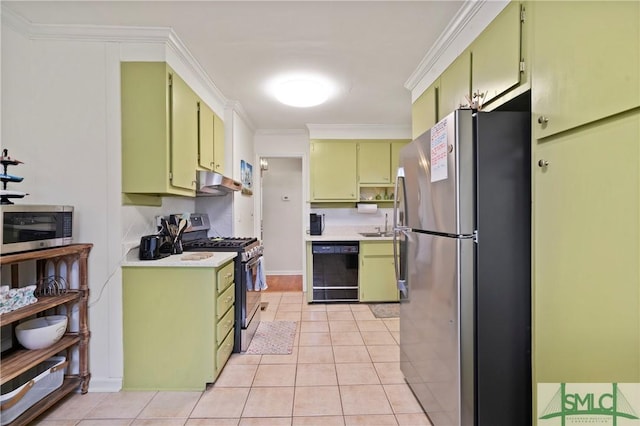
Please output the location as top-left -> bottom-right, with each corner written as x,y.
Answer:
269,74 -> 334,108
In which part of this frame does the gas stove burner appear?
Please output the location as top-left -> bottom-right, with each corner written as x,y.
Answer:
182,236 -> 259,251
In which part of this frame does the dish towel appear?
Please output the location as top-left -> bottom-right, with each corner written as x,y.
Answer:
255,257 -> 268,291
247,257 -> 268,291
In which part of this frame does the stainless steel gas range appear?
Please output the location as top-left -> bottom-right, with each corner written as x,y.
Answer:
181,213 -> 264,353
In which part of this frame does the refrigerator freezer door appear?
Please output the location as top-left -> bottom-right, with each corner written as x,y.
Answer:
398,109 -> 474,235
399,231 -> 474,426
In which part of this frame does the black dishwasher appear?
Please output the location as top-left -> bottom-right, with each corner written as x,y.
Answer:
312,242 -> 359,302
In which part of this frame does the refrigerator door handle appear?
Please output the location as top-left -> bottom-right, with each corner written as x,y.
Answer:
393,171 -> 409,297
393,168 -> 404,231
393,228 -> 409,297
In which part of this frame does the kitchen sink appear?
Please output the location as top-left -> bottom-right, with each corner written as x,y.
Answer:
359,231 -> 395,238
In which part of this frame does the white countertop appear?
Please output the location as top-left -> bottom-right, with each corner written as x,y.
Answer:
122,248 -> 237,268
304,226 -> 394,242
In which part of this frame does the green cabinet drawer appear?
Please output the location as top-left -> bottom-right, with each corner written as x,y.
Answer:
216,261 -> 234,294
216,329 -> 234,375
217,284 -> 235,320
360,241 -> 393,256
216,305 -> 235,347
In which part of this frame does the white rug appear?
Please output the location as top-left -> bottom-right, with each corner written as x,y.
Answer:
245,321 -> 297,355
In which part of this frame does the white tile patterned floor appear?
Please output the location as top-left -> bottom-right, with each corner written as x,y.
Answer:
35,292 -> 431,426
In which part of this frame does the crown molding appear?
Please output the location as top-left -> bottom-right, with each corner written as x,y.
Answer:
306,124 -> 411,140
1,4 -> 235,123
1,6 -> 174,43
225,100 -> 256,132
1,5 -> 31,35
404,0 -> 509,102
255,128 -> 309,136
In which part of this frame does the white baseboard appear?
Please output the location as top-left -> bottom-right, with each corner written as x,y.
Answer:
266,270 -> 302,276
88,377 -> 122,392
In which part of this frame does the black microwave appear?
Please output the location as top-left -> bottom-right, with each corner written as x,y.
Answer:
1,205 -> 73,255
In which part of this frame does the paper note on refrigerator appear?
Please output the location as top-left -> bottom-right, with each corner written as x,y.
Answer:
430,118 -> 448,182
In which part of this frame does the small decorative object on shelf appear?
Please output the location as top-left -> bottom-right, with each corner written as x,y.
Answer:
0,149 -> 28,205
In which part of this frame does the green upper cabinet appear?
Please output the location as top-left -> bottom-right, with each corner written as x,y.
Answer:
198,101 -> 215,171
170,72 -> 199,191
121,62 -> 198,197
310,140 -> 358,201
391,140 -> 408,183
411,79 -> 439,139
358,141 -> 391,185
439,51 -> 471,119
470,1 -> 523,106
197,102 -> 225,174
533,110 -> 640,384
213,112 -> 225,174
359,241 -> 399,302
531,1 -> 640,139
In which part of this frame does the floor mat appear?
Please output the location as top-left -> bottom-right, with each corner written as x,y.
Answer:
245,321 -> 297,355
368,303 -> 400,318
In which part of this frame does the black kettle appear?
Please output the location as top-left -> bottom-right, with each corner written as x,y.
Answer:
139,235 -> 171,260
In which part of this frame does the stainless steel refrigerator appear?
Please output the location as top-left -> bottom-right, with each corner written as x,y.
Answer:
393,109 -> 531,426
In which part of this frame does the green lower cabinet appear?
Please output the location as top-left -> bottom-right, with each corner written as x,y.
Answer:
359,241 -> 399,302
123,262 -> 235,391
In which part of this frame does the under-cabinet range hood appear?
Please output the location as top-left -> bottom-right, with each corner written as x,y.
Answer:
196,171 -> 242,196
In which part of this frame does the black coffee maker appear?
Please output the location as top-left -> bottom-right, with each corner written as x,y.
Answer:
310,213 -> 323,235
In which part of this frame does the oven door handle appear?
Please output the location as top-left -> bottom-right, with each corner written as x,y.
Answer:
245,255 -> 262,270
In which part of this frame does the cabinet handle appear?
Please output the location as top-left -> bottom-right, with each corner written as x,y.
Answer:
537,116 -> 549,124
538,159 -> 549,168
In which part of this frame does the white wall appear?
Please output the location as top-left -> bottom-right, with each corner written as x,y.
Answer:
254,130 -> 310,281
261,157 -> 303,274
231,110 -> 257,238
1,26 -> 120,389
1,13 -> 231,391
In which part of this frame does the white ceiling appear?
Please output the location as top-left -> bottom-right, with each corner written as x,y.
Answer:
4,1 -> 467,131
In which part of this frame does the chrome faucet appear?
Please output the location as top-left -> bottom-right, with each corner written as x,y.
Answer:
384,213 -> 389,233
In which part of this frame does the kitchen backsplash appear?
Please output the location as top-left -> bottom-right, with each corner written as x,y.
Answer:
195,195 -> 233,237
310,206 -> 394,229
122,196 -> 195,255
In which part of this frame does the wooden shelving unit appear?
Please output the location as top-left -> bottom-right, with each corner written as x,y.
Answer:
1,244 -> 92,426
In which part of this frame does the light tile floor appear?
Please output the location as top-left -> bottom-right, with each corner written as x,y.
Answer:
35,292 -> 431,426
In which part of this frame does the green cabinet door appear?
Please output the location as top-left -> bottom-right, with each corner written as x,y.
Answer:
359,241 -> 399,302
310,140 -> 357,201
121,62 -> 197,198
533,111 -> 640,385
390,140 -> 409,184
123,267 -> 217,390
198,101 -> 215,171
412,80 -> 438,139
471,1 -> 522,105
439,51 -> 471,119
170,71 -> 198,191
213,112 -> 225,174
358,141 -> 391,185
532,1 -> 640,139
121,62 -> 170,195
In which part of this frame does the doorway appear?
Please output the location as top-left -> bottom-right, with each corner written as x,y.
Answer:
260,157 -> 303,291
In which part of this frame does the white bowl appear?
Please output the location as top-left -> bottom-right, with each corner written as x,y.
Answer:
15,315 -> 68,350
